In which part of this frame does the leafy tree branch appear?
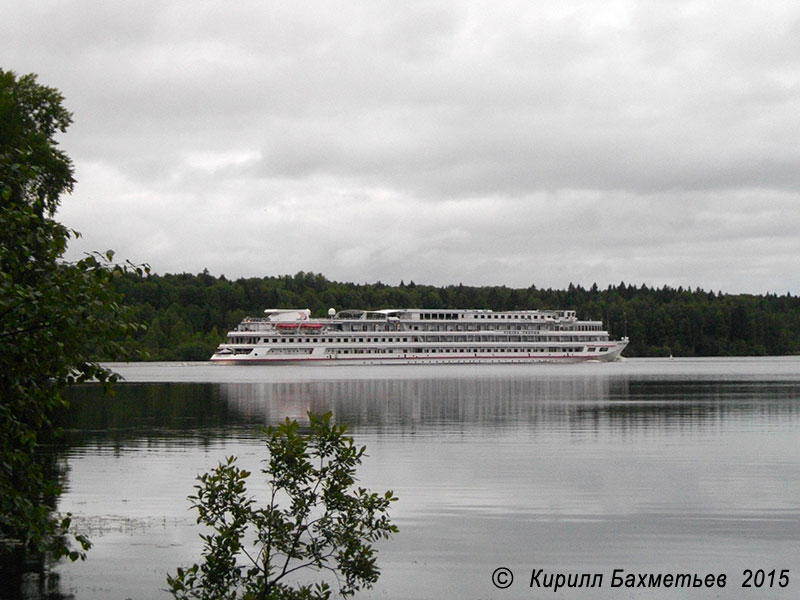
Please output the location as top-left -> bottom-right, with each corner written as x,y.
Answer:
1,68 -> 146,563
168,412 -> 397,600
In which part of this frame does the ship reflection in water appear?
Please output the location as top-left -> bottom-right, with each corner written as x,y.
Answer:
217,374 -> 800,435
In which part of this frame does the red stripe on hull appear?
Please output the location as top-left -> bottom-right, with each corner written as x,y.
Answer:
210,352 -> 622,365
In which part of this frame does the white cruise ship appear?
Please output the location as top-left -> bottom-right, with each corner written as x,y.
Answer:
210,308 -> 629,365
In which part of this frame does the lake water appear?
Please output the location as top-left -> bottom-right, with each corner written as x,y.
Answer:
28,358 -> 800,598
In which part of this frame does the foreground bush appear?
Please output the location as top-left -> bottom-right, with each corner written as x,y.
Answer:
168,412 -> 397,600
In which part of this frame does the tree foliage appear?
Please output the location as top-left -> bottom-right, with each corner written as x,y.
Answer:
111,270 -> 800,360
1,68 -> 145,560
168,412 -> 397,600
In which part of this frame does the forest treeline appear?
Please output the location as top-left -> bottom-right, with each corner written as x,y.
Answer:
109,270 -> 800,361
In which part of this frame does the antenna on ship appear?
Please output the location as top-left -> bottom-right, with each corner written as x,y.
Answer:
328,308 -> 336,318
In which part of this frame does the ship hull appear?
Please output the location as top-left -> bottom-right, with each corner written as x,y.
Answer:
210,343 -> 628,365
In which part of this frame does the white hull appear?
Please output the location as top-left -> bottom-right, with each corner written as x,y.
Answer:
211,348 -> 626,366
211,307 -> 628,366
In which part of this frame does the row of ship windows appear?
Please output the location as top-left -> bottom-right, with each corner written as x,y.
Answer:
323,348 -> 587,354
419,313 -> 563,321
229,336 -> 608,344
264,347 -> 612,355
305,323 -> 601,332
271,347 -> 599,355
235,322 -> 602,333
325,347 -> 606,354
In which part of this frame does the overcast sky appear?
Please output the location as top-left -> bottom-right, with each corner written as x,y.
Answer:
3,1 -> 800,294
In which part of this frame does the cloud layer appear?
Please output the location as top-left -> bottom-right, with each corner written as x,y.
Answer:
4,0 -> 800,293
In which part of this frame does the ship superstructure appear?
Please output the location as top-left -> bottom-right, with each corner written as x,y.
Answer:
210,308 -> 628,364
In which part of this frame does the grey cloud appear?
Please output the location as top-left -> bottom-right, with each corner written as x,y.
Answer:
3,0 -> 800,293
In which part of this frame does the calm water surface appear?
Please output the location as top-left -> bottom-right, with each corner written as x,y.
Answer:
44,358 -> 800,598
